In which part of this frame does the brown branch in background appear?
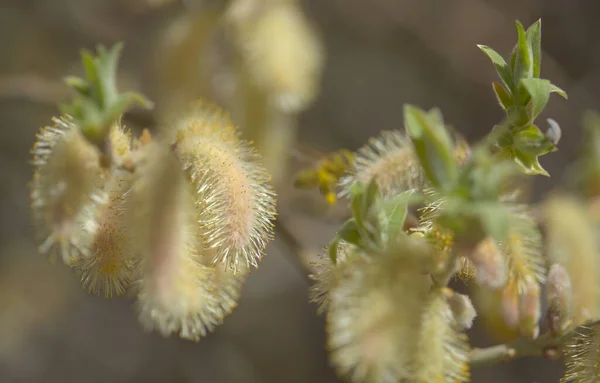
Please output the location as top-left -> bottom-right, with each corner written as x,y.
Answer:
0,74 -> 69,104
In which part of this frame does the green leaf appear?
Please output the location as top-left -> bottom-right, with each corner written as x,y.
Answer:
477,203 -> 510,242
513,125 -> 556,156
338,219 -> 362,247
521,78 -> 552,121
478,44 -> 515,92
62,43 -> 153,150
328,238 -> 340,263
550,84 -> 568,99
507,105 -> 530,127
404,105 -> 458,189
513,21 -> 534,87
512,149 -> 550,176
525,19 -> 542,78
492,82 -> 512,109
379,191 -> 412,243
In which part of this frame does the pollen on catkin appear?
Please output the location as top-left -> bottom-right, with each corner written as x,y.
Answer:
326,251 -> 431,383
30,116 -> 105,265
339,130 -> 425,199
165,101 -> 276,271
133,140 -> 246,341
73,169 -> 136,298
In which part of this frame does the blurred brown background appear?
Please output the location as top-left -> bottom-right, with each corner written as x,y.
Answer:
0,0 -> 597,382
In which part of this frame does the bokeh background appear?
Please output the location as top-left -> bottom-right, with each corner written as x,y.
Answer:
0,0 -> 597,382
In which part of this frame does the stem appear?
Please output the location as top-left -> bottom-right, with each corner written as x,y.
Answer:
470,327 -> 578,368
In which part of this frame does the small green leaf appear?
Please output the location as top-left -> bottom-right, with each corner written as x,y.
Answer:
512,149 -> 550,176
363,179 -> 379,212
477,203 -> 510,242
492,82 -> 512,109
525,19 -> 542,78
478,44 -> 515,92
550,84 -> 568,99
379,191 -> 412,243
404,105 -> 458,189
328,238 -> 340,263
521,78 -> 552,121
507,105 -> 530,127
513,21 -> 534,87
338,219 -> 362,247
513,125 -> 556,156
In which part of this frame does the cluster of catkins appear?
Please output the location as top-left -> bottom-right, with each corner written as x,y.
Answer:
309,129 -> 576,382
30,101 -> 276,341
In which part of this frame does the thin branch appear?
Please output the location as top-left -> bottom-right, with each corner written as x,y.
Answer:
274,217 -> 313,284
469,323 -> 594,368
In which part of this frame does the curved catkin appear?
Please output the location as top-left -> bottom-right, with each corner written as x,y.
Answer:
326,252 -> 431,383
340,131 -> 425,199
30,116 -> 104,264
73,170 -> 136,298
133,141 -> 246,341
226,0 -> 323,112
168,102 -> 276,271
412,292 -> 470,383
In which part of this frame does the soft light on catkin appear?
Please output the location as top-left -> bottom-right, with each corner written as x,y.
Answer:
326,252 -> 432,383
133,141 -> 247,341
30,116 -> 104,265
166,101 -> 277,271
340,131 -> 425,199
412,291 -> 470,383
544,194 -> 600,325
226,0 -> 324,113
74,170 -> 136,298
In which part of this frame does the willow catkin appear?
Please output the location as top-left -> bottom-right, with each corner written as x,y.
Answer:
133,140 -> 247,341
326,248 -> 432,383
544,194 -> 600,325
412,291 -> 470,383
339,130 -> 425,199
30,116 -> 104,265
226,0 -> 324,113
73,169 -> 136,298
167,101 -> 276,271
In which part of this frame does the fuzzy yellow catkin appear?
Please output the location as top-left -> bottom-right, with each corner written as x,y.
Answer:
166,101 -> 277,271
73,169 -> 136,298
412,291 -> 470,383
133,141 -> 247,341
30,116 -> 105,265
502,207 -> 546,293
327,252 -> 432,383
544,194 -> 600,325
226,0 -> 324,113
339,130 -> 425,199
